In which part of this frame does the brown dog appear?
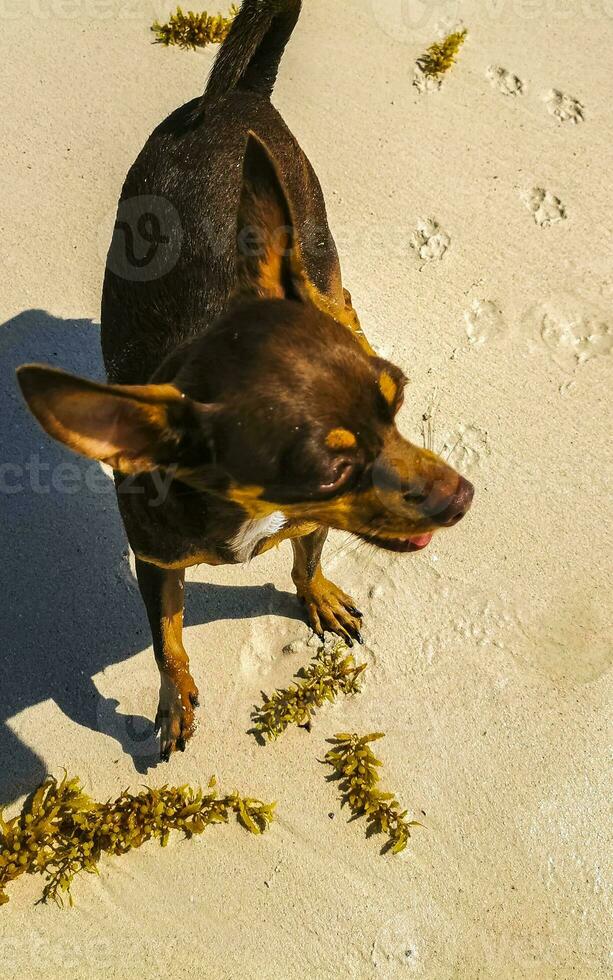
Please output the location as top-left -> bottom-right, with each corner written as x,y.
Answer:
17,0 -> 473,760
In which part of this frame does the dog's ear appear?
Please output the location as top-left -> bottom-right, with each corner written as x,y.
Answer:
234,132 -> 311,303
17,364 -> 218,475
234,132 -> 375,351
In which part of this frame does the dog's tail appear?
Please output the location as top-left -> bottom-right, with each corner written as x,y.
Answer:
203,0 -> 301,107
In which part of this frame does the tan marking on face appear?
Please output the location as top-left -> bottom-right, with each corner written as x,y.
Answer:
378,371 -> 398,406
244,433 -> 461,540
325,427 -> 357,451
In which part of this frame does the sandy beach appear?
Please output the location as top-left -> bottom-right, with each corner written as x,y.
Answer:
0,1 -> 611,976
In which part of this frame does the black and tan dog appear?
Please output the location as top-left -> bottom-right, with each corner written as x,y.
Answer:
18,0 -> 473,759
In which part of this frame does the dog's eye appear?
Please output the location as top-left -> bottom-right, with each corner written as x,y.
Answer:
318,458 -> 357,497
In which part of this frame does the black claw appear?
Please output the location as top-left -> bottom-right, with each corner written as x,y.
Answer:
160,745 -> 171,763
317,632 -> 325,643
349,606 -> 364,619
344,622 -> 361,643
356,631 -> 365,645
177,736 -> 186,753
344,635 -> 354,648
190,693 -> 200,708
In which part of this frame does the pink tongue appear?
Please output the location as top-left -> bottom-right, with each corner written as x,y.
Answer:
408,533 -> 433,548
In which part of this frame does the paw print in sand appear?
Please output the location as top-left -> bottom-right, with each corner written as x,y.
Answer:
486,65 -> 525,96
465,299 -> 506,348
440,424 -> 489,474
521,187 -> 567,227
543,89 -> 585,124
410,218 -> 450,263
523,294 -> 612,372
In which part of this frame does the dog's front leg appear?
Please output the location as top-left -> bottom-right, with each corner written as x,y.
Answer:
291,529 -> 364,646
135,558 -> 199,760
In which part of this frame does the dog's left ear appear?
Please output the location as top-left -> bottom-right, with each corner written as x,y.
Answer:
234,131 -> 313,303
17,364 -> 219,475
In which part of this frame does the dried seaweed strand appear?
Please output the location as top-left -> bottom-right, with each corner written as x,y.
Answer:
251,643 -> 366,741
416,29 -> 467,78
151,5 -> 238,49
324,733 -> 421,854
0,773 -> 274,907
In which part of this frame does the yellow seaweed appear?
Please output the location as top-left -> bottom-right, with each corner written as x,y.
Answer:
251,642 -> 366,741
0,772 -> 274,906
152,4 -> 239,49
324,733 -> 422,854
416,29 -> 467,79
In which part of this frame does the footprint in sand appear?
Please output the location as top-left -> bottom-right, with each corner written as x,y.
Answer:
413,65 -> 442,94
372,916 -> 421,973
371,905 -> 465,976
410,218 -> 450,262
421,592 -> 525,663
439,424 -> 489,474
521,187 -> 567,227
464,299 -> 506,348
543,89 -> 585,124
523,294 -> 612,372
486,65 -> 525,96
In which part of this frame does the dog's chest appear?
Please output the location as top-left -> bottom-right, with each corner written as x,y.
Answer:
230,512 -> 287,562
118,476 -> 316,569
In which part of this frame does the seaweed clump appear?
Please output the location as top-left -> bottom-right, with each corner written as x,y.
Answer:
324,733 -> 421,854
414,29 -> 467,92
0,773 -> 274,907
416,29 -> 467,78
251,642 -> 366,741
152,5 -> 238,49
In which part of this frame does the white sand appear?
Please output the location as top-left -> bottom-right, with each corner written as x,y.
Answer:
0,2 -> 611,977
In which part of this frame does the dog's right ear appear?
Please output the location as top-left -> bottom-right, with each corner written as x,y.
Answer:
233,133 -> 375,355
16,364 -> 220,475
234,131 -> 311,304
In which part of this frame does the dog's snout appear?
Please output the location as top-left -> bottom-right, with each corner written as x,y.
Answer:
435,476 -> 474,526
399,465 -> 474,527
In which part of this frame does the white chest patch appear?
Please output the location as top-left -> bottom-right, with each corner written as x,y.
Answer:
230,511 -> 287,563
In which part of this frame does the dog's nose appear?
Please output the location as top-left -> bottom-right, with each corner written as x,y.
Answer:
435,476 -> 474,526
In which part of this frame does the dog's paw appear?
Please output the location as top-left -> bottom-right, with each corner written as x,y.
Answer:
155,671 -> 200,761
298,576 -> 364,646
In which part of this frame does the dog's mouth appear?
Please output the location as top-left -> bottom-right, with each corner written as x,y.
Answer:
358,531 -> 434,553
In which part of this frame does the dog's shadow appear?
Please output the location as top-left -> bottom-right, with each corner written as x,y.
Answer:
0,310 -> 302,805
